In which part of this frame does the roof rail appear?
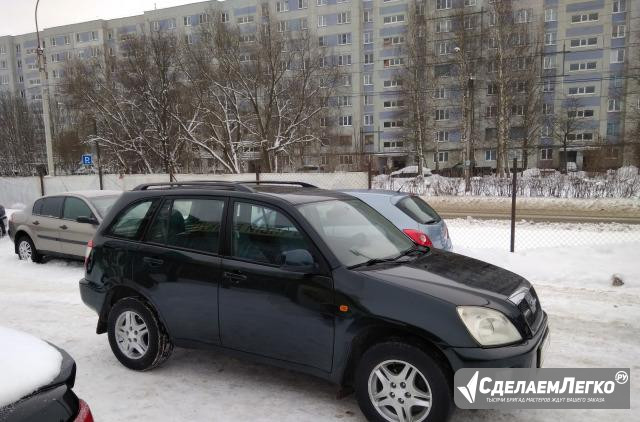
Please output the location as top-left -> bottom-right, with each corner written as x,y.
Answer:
245,181 -> 318,188
132,181 -> 255,192
131,180 -> 318,192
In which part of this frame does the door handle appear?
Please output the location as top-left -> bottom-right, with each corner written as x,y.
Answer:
59,225 -> 68,230
223,271 -> 247,283
143,257 -> 164,267
32,220 -> 40,226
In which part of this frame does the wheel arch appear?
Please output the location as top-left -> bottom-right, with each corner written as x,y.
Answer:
339,320 -> 454,389
13,229 -> 34,254
97,285 -> 166,335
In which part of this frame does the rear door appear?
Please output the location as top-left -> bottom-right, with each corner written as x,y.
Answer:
132,196 -> 226,346
59,196 -> 98,257
32,197 -> 64,253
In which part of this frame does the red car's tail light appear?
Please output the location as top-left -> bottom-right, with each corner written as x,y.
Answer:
403,229 -> 433,247
74,399 -> 94,422
84,240 -> 94,270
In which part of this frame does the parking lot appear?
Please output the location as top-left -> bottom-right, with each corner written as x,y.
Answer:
0,217 -> 638,421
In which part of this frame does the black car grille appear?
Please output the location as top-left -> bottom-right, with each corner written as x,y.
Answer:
515,287 -> 542,336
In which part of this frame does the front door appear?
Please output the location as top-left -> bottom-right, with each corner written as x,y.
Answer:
59,197 -> 96,257
132,196 -> 226,346
219,200 -> 334,372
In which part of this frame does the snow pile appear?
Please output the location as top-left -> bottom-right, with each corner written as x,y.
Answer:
0,326 -> 63,407
373,170 -> 640,198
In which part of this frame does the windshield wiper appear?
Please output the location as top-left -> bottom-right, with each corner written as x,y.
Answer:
348,246 -> 425,269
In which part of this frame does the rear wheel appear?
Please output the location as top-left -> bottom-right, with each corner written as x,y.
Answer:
355,342 -> 452,422
17,235 -> 42,263
107,297 -> 173,371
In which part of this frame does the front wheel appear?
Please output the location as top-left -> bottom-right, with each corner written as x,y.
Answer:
107,297 -> 173,371
355,342 -> 452,422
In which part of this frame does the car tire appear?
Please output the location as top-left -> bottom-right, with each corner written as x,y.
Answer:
355,342 -> 452,422
17,235 -> 42,263
107,297 -> 173,371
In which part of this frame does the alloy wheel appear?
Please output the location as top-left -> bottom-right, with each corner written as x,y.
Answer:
367,359 -> 432,422
18,240 -> 32,260
115,311 -> 150,359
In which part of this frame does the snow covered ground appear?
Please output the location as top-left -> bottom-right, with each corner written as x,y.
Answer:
0,215 -> 638,421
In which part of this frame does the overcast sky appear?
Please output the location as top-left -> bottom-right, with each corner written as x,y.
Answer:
0,0 -> 209,36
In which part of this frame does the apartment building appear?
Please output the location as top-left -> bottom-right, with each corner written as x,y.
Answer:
0,0 -> 637,173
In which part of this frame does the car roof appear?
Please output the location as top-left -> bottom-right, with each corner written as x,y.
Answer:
251,186 -> 353,205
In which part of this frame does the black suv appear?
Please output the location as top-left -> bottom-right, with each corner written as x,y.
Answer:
80,181 -> 549,422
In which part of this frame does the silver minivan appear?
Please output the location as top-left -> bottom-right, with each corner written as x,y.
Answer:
340,190 -> 452,250
8,191 -> 121,262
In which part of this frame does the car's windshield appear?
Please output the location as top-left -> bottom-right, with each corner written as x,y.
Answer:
89,195 -> 120,218
297,199 -> 414,267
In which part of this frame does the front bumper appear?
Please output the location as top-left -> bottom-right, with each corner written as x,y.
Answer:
444,312 -> 549,371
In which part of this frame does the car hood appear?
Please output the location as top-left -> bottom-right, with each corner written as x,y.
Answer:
360,249 -> 529,304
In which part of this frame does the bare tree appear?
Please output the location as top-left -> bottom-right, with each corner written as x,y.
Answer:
0,92 -> 45,175
402,0 -> 435,174
551,96 -> 584,173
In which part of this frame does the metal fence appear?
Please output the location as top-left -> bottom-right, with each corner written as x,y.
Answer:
1,169 -> 639,253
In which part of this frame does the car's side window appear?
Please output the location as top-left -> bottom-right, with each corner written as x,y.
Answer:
32,199 -> 44,215
62,197 -> 94,221
232,201 -> 312,266
40,197 -> 64,218
145,198 -> 224,254
108,200 -> 156,240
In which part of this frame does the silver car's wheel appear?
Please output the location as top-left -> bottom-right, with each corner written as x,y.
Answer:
114,310 -> 150,360
368,360 -> 432,422
18,239 -> 33,260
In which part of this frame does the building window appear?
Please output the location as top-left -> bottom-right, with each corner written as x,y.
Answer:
568,109 -> 594,118
337,11 -> 351,24
363,32 -> 373,44
486,106 -> 497,117
436,0 -> 452,10
540,148 -> 552,160
612,25 -> 626,38
435,19 -> 452,33
318,36 -> 327,46
338,96 -> 352,107
364,114 -> 374,125
516,9 -> 532,23
383,79 -> 402,88
606,122 -> 619,136
383,36 -> 405,46
608,99 -> 621,112
464,0 -> 476,5
434,87 -> 447,99
437,41 -> 451,55
337,54 -> 352,66
568,86 -> 596,95
364,53 -> 374,65
183,16 -> 192,26
364,10 -> 373,23
317,0 -> 328,6
569,61 -> 597,71
435,109 -> 450,121
571,13 -> 598,23
383,14 -> 405,24
383,99 -> 404,108
383,57 -> 404,67
276,1 -> 289,12
298,0 -> 308,9
435,131 -> 449,142
544,8 -> 556,22
434,151 -> 449,162
544,56 -> 556,69
317,15 -> 327,27
570,37 -> 597,48
237,15 -> 255,24
611,49 -> 625,63
339,115 -> 353,126
485,149 -> 496,161
613,0 -> 626,13
221,12 -> 229,23
364,95 -> 373,106
544,32 -> 556,45
384,120 -> 404,128
363,73 -> 372,85
337,33 -> 352,45
542,103 -> 554,115
278,21 -> 289,32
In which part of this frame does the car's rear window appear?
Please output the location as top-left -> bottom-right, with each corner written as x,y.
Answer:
40,197 -> 64,218
395,196 -> 440,224
107,200 -> 158,240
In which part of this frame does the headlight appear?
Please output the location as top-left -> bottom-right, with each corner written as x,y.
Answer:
457,306 -> 522,346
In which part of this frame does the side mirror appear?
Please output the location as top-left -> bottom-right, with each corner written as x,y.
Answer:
77,216 -> 99,225
280,249 -> 315,273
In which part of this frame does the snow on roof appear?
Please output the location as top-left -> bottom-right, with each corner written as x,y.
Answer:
390,166 -> 433,176
0,326 -> 63,408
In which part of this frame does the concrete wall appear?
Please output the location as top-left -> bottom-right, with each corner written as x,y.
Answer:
0,172 -> 369,207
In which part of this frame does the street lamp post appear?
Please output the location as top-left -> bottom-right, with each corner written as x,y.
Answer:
35,0 -> 55,176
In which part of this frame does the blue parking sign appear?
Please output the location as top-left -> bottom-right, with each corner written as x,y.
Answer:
82,154 -> 93,165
